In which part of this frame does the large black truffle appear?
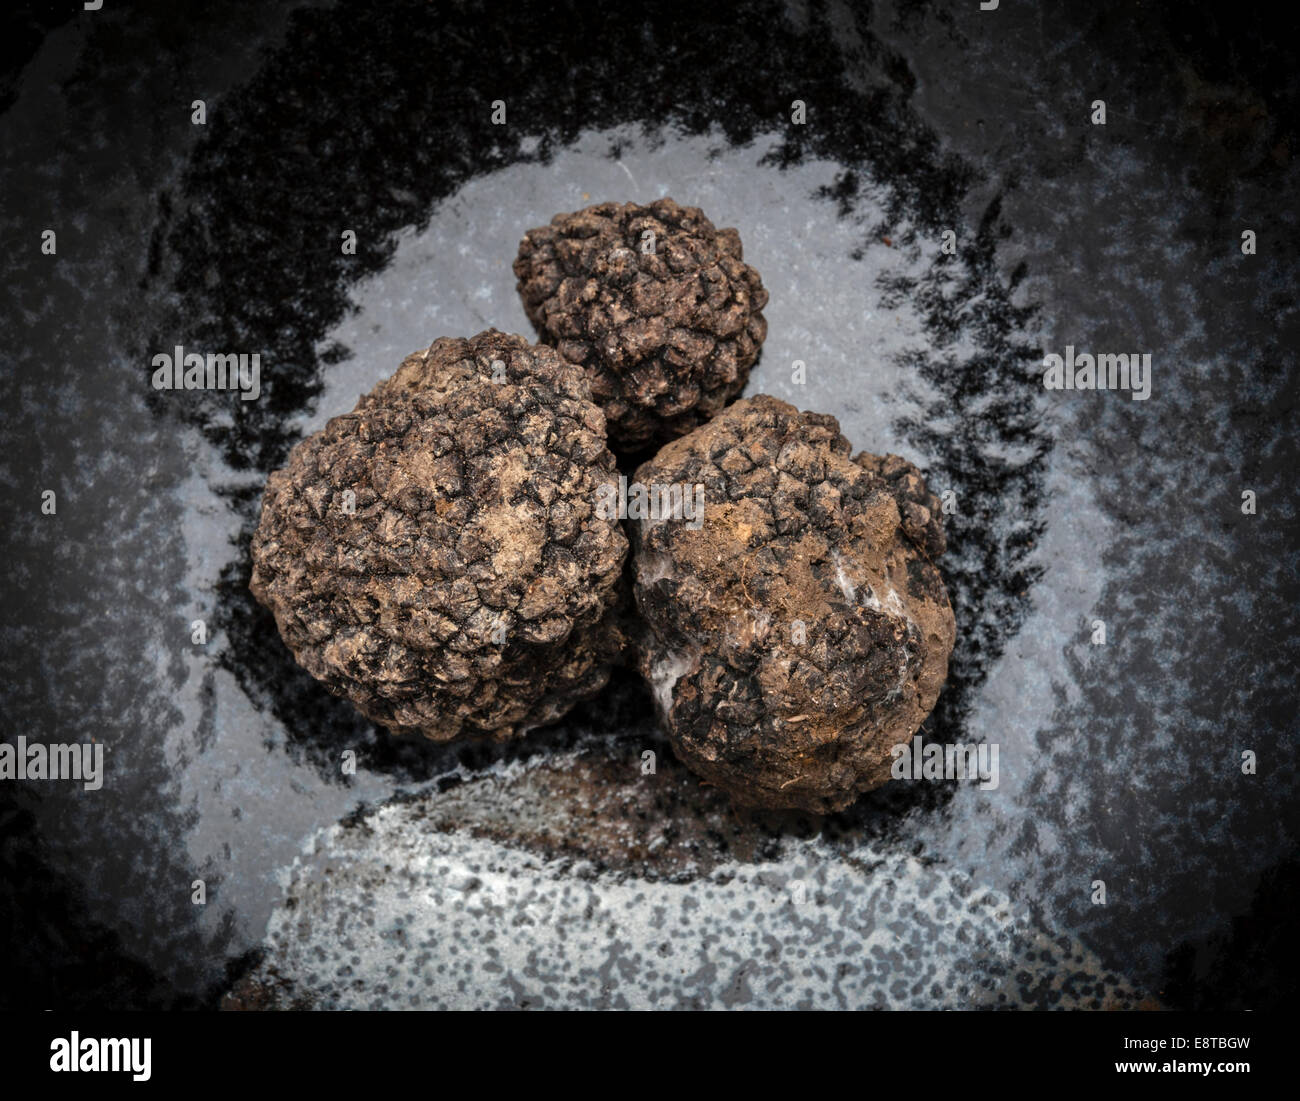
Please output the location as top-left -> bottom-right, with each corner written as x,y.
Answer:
630,395 -> 956,813
513,198 -> 769,450
249,330 -> 628,742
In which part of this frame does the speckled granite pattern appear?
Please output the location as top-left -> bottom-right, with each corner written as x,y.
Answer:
230,792 -> 1149,1010
1,0 -> 1296,1010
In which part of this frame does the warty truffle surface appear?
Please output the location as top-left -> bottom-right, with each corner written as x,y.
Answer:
514,197 -> 768,450
630,395 -> 956,812
250,330 -> 628,742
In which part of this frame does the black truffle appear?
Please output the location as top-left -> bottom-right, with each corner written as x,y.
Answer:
249,330 -> 629,742
513,198 -> 769,450
629,395 -> 956,813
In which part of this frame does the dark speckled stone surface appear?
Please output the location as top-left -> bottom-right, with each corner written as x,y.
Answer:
1,0 -> 1296,1009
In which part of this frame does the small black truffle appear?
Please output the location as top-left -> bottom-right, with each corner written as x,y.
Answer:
513,198 -> 769,450
249,330 -> 628,742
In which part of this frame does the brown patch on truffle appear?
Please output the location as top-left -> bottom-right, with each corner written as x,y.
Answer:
854,450 -> 947,558
249,330 -> 629,742
630,395 -> 956,813
513,197 -> 768,449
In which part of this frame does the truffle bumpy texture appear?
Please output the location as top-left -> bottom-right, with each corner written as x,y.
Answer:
631,395 -> 956,813
513,198 -> 769,450
249,330 -> 628,742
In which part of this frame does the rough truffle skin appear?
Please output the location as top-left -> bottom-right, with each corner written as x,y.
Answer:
630,395 -> 956,813
513,198 -> 769,450
853,451 -> 946,559
249,330 -> 628,742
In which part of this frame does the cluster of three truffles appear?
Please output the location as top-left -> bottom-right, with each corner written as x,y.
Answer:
251,199 -> 955,812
